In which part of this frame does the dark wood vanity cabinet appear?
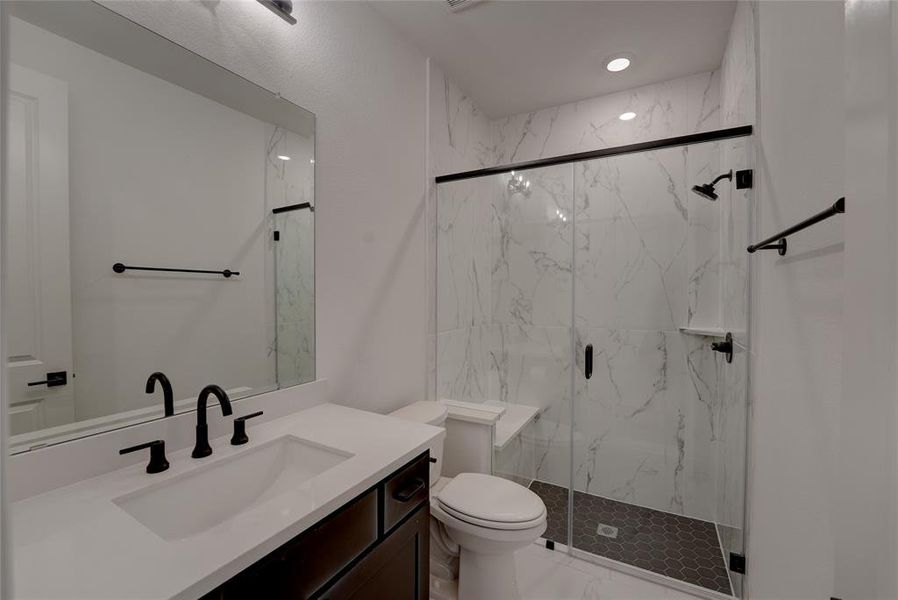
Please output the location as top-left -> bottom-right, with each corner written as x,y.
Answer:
201,452 -> 430,600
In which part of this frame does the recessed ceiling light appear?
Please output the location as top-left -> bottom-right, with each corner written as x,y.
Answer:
277,155 -> 291,161
606,56 -> 631,72
619,111 -> 637,121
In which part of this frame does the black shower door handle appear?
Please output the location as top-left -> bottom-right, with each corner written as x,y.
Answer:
585,344 -> 593,380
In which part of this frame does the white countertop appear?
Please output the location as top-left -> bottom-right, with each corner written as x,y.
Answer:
11,403 -> 443,600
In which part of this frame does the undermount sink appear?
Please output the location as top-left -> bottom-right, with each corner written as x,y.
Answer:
114,435 -> 353,541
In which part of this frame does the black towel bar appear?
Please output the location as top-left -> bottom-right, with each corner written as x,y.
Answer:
112,263 -> 239,278
747,197 -> 845,256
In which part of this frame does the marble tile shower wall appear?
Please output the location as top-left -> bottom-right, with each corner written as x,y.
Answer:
428,63 -> 494,405
490,70 -> 720,166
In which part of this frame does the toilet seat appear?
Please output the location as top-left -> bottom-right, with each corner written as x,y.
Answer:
436,473 -> 547,531
436,501 -> 546,531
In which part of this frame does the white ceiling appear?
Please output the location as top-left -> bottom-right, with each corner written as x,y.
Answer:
371,0 -> 737,118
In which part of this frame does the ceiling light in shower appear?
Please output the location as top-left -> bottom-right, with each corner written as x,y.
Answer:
277,155 -> 291,161
619,111 -> 636,121
605,56 -> 631,72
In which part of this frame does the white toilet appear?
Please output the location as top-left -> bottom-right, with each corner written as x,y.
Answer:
390,401 -> 547,600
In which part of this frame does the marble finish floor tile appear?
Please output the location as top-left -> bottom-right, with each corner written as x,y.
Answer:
530,480 -> 732,596
516,543 -> 705,600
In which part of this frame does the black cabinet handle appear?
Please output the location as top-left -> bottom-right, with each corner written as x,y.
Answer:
393,478 -> 426,502
27,371 -> 67,388
585,344 -> 593,380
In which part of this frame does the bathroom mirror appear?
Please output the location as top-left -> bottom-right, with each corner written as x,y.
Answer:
3,1 -> 316,453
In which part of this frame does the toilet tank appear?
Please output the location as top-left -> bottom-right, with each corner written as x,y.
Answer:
389,401 -> 447,486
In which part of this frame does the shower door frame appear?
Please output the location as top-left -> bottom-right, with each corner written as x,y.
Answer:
434,125 -> 754,600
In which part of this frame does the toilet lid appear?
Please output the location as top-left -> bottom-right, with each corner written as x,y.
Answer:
436,473 -> 546,530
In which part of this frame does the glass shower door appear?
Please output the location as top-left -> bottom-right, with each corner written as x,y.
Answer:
562,139 -> 750,598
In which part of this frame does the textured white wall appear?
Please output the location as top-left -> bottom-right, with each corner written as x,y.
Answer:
99,0 -> 429,414
747,2 -> 843,597
837,0 -> 898,597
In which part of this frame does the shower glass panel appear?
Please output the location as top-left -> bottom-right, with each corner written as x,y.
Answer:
269,125 -> 316,388
273,206 -> 315,387
436,165 -> 574,492
434,133 -> 751,599
568,139 -> 749,597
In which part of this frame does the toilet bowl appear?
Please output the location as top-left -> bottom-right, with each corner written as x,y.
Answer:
389,401 -> 547,600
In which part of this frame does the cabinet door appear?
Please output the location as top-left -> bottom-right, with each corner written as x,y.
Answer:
321,506 -> 429,600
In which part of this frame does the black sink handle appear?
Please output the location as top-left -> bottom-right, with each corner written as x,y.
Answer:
230,411 -> 264,446
120,440 -> 169,474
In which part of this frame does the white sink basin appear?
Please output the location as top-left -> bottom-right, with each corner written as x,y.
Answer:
114,435 -> 352,540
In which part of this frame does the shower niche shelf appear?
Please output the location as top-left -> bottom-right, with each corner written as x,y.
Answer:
678,326 -> 728,338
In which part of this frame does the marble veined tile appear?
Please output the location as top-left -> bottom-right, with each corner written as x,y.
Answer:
436,326 -> 490,403
491,71 -> 720,167
430,64 -> 493,176
488,324 -> 572,411
492,164 -> 573,328
717,342 -> 747,529
685,141 -> 723,329
574,148 -> 688,331
437,177 -> 494,332
721,137 -> 752,344
720,1 -> 756,128
572,328 -> 690,512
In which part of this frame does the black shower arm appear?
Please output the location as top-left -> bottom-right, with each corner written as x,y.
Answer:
711,170 -> 734,186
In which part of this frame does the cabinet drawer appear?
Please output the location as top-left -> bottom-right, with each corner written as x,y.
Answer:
382,452 -> 429,534
320,505 -> 430,600
281,488 -> 379,598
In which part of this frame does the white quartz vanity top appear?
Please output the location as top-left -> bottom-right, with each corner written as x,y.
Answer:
11,404 -> 443,600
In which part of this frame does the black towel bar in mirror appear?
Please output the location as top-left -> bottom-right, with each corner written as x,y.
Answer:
112,263 -> 240,278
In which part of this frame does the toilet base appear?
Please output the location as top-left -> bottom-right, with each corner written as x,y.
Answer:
458,547 -> 519,600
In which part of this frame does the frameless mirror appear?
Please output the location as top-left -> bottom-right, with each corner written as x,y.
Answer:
4,1 -> 316,453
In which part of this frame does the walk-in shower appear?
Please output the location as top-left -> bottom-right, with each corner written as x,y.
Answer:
435,127 -> 753,598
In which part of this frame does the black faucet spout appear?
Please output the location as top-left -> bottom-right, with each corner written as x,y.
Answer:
146,372 -> 174,417
192,385 -> 233,458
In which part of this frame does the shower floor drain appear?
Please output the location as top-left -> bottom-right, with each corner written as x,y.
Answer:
596,524 -> 619,539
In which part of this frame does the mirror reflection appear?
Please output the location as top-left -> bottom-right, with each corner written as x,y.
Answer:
5,2 -> 316,452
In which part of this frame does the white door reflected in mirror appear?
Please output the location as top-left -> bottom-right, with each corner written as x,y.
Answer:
6,64 -> 75,436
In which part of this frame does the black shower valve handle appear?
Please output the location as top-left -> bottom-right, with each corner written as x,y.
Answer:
711,333 -> 734,364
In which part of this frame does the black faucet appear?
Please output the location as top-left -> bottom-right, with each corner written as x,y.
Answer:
192,385 -> 233,458
146,372 -> 174,417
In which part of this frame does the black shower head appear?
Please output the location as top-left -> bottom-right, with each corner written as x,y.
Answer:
691,183 -> 719,201
690,170 -> 733,202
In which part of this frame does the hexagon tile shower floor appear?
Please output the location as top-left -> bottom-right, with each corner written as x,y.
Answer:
529,480 -> 733,595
